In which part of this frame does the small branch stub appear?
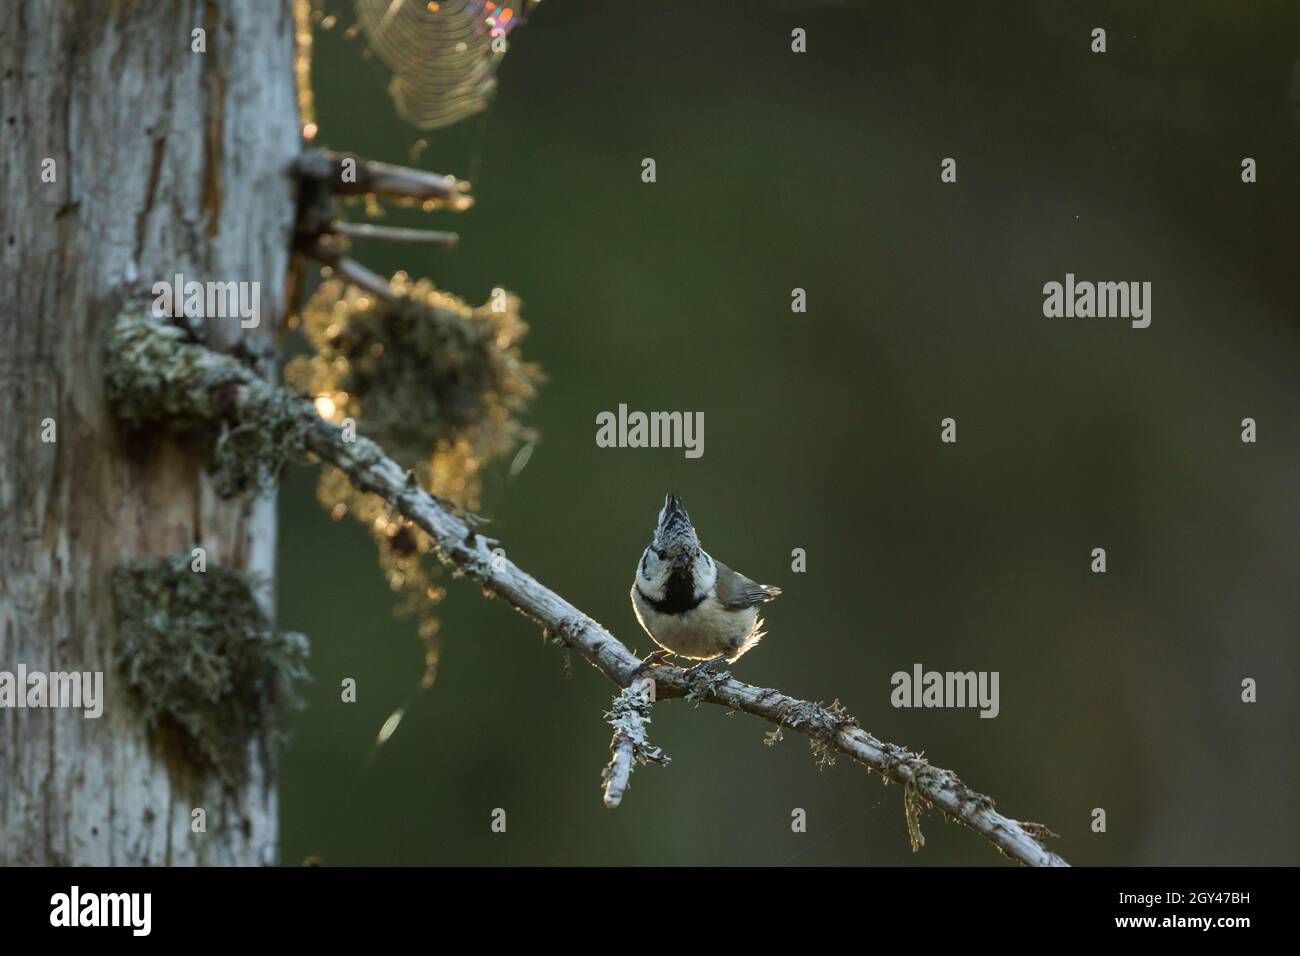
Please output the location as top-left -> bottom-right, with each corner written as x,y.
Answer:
293,150 -> 472,307
601,677 -> 668,809
332,222 -> 459,247
294,150 -> 472,207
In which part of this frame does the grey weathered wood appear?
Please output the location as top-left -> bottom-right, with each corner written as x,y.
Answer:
0,0 -> 299,864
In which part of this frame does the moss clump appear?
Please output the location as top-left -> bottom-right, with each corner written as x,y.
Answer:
111,554 -> 310,787
287,277 -> 542,688
287,276 -> 541,475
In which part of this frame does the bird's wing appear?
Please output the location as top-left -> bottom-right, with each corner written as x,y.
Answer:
713,559 -> 782,609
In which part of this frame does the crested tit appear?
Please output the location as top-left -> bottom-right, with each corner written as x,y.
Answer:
631,494 -> 781,674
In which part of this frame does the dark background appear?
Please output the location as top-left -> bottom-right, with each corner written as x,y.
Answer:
277,0 -> 1299,865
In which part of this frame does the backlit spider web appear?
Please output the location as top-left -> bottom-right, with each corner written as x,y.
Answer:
353,0 -> 536,130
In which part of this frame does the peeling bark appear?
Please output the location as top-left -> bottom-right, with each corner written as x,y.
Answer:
0,0 -> 299,865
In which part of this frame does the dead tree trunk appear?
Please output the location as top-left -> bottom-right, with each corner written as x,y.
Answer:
0,0 -> 299,864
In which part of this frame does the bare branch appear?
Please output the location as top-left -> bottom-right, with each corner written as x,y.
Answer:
331,222 -> 460,247
295,149 -> 473,209
291,151 -> 467,307
301,241 -> 398,304
105,307 -> 1069,867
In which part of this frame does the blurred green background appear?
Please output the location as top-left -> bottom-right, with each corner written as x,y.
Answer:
277,0 -> 1299,865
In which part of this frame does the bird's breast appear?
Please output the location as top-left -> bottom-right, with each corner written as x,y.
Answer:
631,587 -> 759,660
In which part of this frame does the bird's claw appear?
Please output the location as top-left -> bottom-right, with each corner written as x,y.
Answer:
683,655 -> 728,680
630,649 -> 671,681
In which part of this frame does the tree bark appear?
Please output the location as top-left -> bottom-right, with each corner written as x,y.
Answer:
0,0 -> 299,864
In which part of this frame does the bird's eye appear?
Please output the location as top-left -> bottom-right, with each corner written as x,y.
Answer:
655,549 -> 666,560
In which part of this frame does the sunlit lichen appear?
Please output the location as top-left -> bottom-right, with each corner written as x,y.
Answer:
904,777 -> 932,852
286,276 -> 541,685
112,554 -> 311,787
317,467 -> 447,686
288,276 -> 540,475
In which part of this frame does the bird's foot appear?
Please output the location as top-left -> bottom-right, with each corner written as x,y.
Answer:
630,648 -> 672,681
683,654 -> 729,680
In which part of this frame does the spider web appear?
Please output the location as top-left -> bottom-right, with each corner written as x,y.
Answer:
353,0 -> 535,130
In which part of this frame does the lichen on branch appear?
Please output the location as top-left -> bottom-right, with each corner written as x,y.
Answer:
111,554 -> 310,787
601,679 -> 669,808
104,309 -> 313,496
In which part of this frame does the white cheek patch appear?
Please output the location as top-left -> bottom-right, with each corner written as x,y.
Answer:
639,553 -> 668,590
693,556 -> 717,594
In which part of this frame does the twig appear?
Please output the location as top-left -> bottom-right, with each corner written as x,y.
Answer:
603,738 -> 636,808
601,678 -> 668,809
295,150 -> 473,209
291,151 -> 468,306
301,241 -> 397,304
105,307 -> 1070,867
331,222 -> 459,247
